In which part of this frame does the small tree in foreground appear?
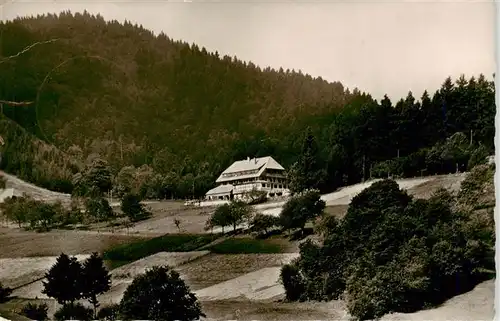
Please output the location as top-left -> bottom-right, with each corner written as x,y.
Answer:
119,265 -> 205,321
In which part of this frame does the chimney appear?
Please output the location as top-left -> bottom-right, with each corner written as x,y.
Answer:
247,157 -> 250,161
254,158 -> 257,164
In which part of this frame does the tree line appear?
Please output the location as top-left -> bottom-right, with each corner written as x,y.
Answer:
0,12 -> 495,200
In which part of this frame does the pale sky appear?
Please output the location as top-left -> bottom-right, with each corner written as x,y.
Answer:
1,0 -> 496,101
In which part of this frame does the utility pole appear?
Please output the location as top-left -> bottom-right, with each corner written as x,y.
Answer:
470,129 -> 473,146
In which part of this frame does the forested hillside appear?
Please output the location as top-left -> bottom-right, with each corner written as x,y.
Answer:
0,11 -> 495,199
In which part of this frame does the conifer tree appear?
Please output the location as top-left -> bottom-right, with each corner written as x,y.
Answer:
81,252 -> 111,318
42,253 -> 83,305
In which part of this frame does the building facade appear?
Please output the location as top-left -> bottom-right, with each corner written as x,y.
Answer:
205,156 -> 290,201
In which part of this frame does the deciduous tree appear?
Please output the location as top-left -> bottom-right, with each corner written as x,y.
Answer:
119,266 -> 205,321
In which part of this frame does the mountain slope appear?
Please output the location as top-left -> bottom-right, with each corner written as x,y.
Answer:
0,12 -> 495,199
0,116 -> 79,193
0,12 -> 350,174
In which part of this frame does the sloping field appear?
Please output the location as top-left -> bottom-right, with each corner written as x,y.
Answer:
194,267 -> 284,301
1,255 -> 90,293
98,253 -> 299,305
177,253 -> 299,291
0,171 -> 71,206
380,278 -> 494,321
110,251 -> 210,279
189,253 -> 299,302
12,251 -> 209,301
407,173 -> 466,199
198,278 -> 494,320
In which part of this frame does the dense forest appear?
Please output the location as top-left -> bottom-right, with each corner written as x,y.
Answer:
0,11 -> 495,199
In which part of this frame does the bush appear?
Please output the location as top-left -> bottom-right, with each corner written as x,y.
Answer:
0,175 -> 6,189
120,193 -> 152,222
280,263 -> 305,301
97,303 -> 120,321
243,189 -> 268,205
0,282 -> 13,303
281,179 -> 494,320
85,197 -> 114,222
468,145 -> 489,169
20,302 -> 49,321
457,164 -> 494,208
54,302 -> 93,321
249,213 -> 280,236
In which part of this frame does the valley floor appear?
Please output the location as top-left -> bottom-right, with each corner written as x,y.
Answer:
0,172 -> 491,321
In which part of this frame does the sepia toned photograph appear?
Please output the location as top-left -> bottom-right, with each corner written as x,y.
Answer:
0,0 -> 496,320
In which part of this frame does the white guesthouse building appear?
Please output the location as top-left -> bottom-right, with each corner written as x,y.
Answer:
205,156 -> 290,201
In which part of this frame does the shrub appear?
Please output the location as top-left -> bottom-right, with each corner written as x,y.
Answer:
0,282 -> 13,303
249,213 -> 280,236
468,145 -> 489,169
20,302 -> 49,321
97,303 -> 120,321
243,189 -> 268,205
280,263 -> 305,301
85,197 -> 114,222
458,164 -> 494,208
54,302 -> 93,321
120,193 -> 152,222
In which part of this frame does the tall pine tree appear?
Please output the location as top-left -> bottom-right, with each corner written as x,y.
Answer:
287,128 -> 323,193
